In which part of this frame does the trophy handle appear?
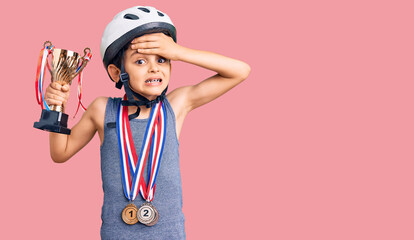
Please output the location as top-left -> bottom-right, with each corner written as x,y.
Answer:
43,41 -> 54,81
44,41 -> 52,48
74,47 -> 92,77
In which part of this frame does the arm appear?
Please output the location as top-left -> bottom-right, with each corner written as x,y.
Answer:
169,47 -> 251,111
45,82 -> 106,163
131,33 -> 251,115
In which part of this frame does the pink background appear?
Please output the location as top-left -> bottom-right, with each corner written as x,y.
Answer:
1,0 -> 414,239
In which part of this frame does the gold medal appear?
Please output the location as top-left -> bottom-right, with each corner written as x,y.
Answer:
137,202 -> 159,226
122,203 -> 139,225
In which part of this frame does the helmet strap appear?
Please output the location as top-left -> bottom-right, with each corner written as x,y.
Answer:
118,49 -> 168,120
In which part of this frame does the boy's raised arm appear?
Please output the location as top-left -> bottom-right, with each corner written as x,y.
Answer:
174,48 -> 250,111
130,33 -> 251,114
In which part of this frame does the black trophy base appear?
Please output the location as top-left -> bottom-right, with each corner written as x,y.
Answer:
33,109 -> 71,135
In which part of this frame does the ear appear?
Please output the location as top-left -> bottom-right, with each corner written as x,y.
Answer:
107,64 -> 121,82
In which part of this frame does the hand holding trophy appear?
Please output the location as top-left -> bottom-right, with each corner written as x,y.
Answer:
33,41 -> 92,135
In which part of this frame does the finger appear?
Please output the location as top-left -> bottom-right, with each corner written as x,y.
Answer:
131,35 -> 153,43
50,82 -> 62,90
45,94 -> 66,106
45,91 -> 67,101
45,98 -> 64,106
47,86 -> 68,98
131,33 -> 161,43
136,48 -> 158,55
61,84 -> 70,92
131,42 -> 160,50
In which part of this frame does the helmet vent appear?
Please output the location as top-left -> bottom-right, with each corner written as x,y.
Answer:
157,11 -> 164,17
138,7 -> 150,13
124,14 -> 139,20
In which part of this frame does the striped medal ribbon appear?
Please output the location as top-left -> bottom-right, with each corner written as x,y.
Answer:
117,95 -> 166,225
73,52 -> 92,118
35,42 -> 54,111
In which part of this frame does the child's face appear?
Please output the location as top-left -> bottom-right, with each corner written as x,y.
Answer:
123,45 -> 171,100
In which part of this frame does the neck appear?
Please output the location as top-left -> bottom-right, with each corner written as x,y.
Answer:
128,105 -> 152,119
136,94 -> 157,101
122,85 -> 167,120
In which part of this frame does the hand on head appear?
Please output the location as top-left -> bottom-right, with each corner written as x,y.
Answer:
130,33 -> 181,61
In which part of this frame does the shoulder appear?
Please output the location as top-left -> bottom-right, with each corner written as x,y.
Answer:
88,96 -> 109,113
166,87 -> 192,138
167,86 -> 192,120
84,96 -> 109,122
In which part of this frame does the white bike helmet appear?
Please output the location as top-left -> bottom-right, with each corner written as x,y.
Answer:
100,6 -> 175,121
101,6 -> 176,69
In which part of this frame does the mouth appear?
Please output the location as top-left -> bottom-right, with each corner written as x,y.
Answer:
145,78 -> 163,86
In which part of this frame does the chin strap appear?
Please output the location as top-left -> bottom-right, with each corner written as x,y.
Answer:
108,49 -> 167,127
120,72 -> 168,120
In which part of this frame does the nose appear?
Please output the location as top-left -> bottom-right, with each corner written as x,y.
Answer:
148,60 -> 159,73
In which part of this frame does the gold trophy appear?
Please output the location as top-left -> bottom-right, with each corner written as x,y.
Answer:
34,41 -> 91,135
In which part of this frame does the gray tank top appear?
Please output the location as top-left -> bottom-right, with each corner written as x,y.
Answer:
100,97 -> 185,240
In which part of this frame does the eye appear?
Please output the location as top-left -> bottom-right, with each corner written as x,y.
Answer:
158,58 -> 167,63
136,59 -> 146,65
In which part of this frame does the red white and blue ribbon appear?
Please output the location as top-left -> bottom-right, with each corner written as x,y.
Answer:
35,43 -> 54,111
73,52 -> 92,118
117,95 -> 167,202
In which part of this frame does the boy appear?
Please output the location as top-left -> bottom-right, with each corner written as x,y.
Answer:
45,6 -> 250,239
